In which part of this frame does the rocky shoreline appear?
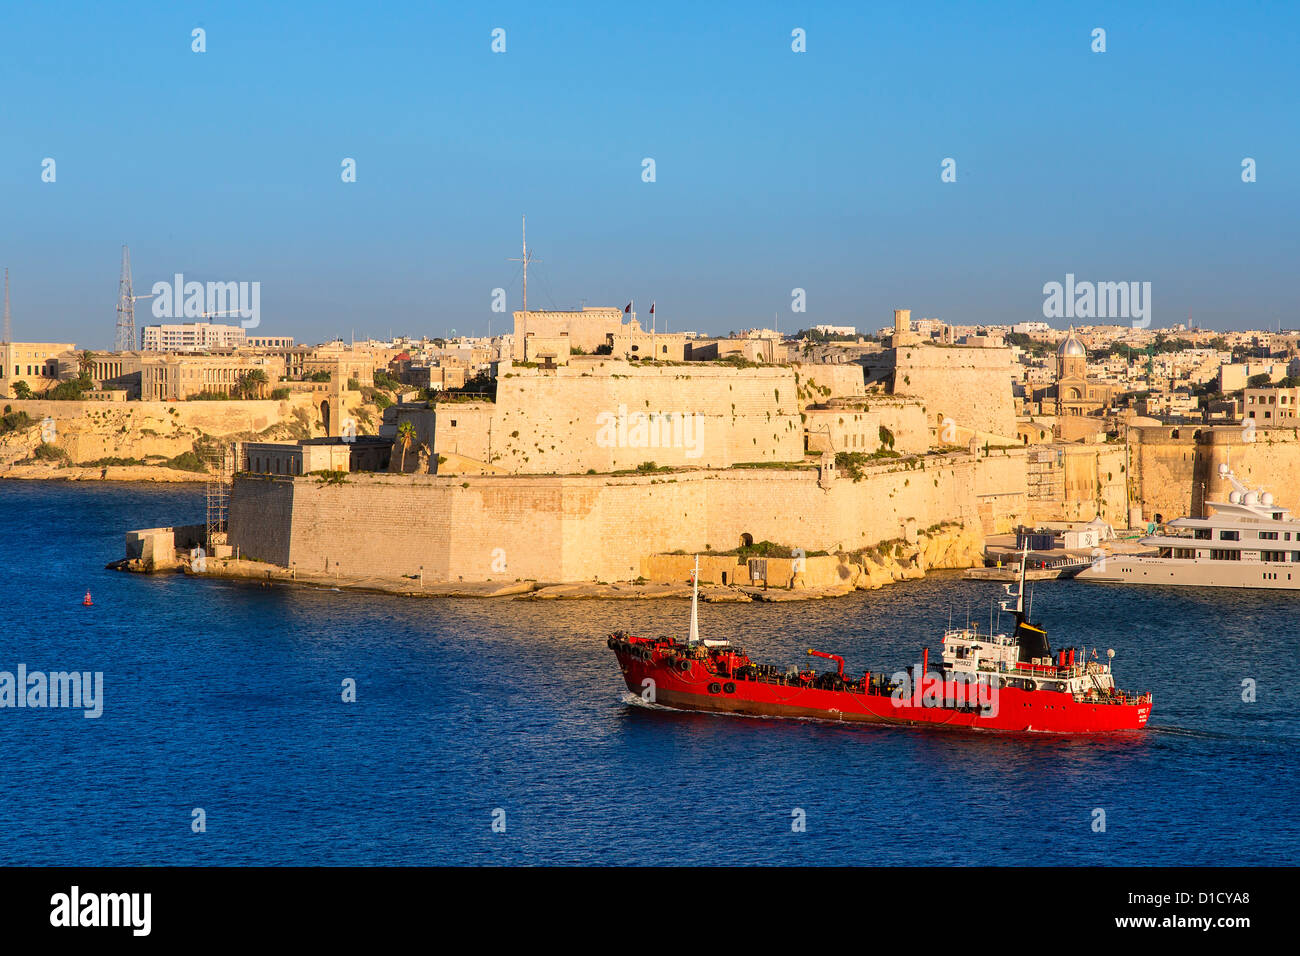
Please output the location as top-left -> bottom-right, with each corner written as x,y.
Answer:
2,463 -> 206,482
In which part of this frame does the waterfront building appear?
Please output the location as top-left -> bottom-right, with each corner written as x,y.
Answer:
0,341 -> 78,397
240,437 -> 392,476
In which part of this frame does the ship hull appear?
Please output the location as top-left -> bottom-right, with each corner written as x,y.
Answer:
1077,555 -> 1300,590
615,649 -> 1150,734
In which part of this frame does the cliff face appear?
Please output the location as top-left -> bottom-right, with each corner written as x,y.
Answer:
642,522 -> 985,592
793,523 -> 985,591
0,393 -> 356,475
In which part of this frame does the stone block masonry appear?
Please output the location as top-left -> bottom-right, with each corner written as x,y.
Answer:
228,451 -> 1025,586
419,359 -> 806,475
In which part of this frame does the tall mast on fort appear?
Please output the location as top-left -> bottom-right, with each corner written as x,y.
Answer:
2,268 -> 10,343
508,215 -> 537,313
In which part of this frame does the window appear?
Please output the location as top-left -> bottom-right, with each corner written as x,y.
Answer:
1194,528 -> 1212,540
1219,530 -> 1240,541
1259,531 -> 1279,540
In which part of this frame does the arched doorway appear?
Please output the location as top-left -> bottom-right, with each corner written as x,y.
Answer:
320,399 -> 331,435
740,532 -> 753,548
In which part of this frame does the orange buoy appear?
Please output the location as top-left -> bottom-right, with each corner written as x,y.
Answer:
82,590 -> 93,606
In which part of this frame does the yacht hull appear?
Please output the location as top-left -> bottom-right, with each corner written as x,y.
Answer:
1077,556 -> 1300,589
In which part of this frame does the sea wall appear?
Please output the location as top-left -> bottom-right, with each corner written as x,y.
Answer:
229,451 -> 1027,585
1129,424 -> 1300,522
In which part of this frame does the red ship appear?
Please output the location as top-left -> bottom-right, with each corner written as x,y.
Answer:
610,551 -> 1151,734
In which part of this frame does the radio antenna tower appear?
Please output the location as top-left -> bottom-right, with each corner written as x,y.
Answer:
507,215 -> 538,313
115,245 -> 138,352
3,268 -> 11,344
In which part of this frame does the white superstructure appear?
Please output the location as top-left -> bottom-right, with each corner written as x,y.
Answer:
1078,463 -> 1300,589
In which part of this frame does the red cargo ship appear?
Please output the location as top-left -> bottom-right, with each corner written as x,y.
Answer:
609,551 -> 1151,734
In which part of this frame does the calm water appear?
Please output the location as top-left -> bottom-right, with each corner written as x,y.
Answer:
1,481 -> 1296,866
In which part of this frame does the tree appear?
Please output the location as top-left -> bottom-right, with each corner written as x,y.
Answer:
12,381 -> 32,400
396,421 -> 417,472
236,368 -> 269,399
1247,373 -> 1272,389
78,350 -> 96,377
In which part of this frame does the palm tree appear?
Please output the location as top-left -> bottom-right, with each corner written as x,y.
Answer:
396,421 -> 416,472
78,350 -> 96,377
236,368 -> 269,399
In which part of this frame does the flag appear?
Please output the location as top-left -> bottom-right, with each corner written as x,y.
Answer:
649,302 -> 655,314
624,302 -> 631,314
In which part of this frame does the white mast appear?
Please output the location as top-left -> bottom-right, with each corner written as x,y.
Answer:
689,554 -> 700,644
507,215 -> 536,313
1001,543 -> 1029,617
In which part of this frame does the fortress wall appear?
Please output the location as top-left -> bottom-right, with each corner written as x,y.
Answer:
890,344 -> 1018,441
1056,445 -> 1128,524
1126,426 -> 1300,523
972,449 -> 1030,532
228,451 -> 1022,584
793,364 -> 865,400
804,399 -> 931,456
458,362 -> 805,474
227,477 -> 297,567
1129,428 -> 1199,523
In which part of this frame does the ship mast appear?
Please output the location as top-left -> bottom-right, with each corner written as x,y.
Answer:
1001,543 -> 1028,619
689,555 -> 700,644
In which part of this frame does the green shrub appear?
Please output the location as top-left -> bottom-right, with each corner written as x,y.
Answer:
0,411 -> 33,434
33,443 -> 68,462
165,451 -> 207,472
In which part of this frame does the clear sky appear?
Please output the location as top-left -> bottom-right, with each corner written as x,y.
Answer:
2,1 -> 1297,347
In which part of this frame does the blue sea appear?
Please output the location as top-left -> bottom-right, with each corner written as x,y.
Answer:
0,481 -> 1296,866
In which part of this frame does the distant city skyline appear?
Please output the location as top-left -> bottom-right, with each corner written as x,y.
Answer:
3,1 -> 1297,347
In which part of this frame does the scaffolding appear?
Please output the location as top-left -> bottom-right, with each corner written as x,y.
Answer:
1026,448 -> 1064,501
205,442 -> 235,548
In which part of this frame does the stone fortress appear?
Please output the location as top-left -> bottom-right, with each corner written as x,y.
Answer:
75,300 -> 1300,594
220,306 -> 1136,589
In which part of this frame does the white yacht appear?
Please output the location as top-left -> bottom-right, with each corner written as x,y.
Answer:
1077,463 -> 1300,590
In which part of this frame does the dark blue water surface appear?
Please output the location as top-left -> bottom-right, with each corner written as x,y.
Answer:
1,481 -> 1296,865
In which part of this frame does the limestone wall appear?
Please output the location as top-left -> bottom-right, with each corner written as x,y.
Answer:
403,360 -> 806,475
890,344 -> 1018,441
228,450 -> 1025,585
804,399 -> 930,456
793,363 -> 865,401
1128,425 -> 1300,522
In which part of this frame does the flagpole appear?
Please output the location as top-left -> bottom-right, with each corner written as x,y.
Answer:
651,301 -> 656,361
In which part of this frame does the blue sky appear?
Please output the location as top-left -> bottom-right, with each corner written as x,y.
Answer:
2,1 -> 1297,347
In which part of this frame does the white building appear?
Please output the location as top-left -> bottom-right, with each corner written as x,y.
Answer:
140,321 -> 247,352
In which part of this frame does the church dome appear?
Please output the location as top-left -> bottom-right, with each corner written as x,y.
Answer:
1057,331 -> 1086,357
